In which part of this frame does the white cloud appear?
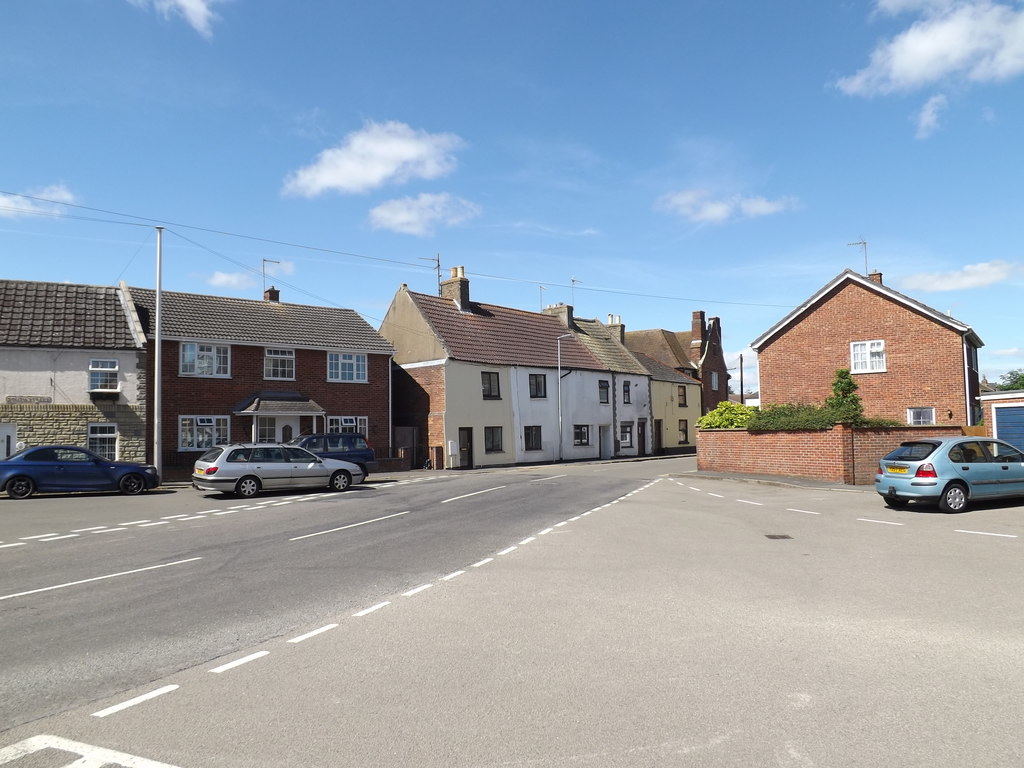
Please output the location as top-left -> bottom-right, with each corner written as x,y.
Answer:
127,0 -> 224,39
991,347 -> 1024,356
839,1 -> 1024,96
656,189 -> 798,224
208,271 -> 256,289
369,193 -> 480,237
0,185 -> 77,218
282,121 -> 465,197
915,93 -> 949,137
896,260 -> 1020,291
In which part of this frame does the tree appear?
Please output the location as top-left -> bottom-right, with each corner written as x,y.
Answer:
997,369 -> 1024,391
824,368 -> 864,424
696,400 -> 757,429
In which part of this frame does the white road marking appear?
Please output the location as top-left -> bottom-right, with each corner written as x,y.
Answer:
38,534 -> 79,541
471,558 -> 494,567
72,526 -> 109,532
708,493 -> 724,498
91,685 -> 179,718
213,510 -> 236,516
955,529 -> 1017,538
0,558 -> 202,602
442,570 -> 466,581
210,651 -> 269,673
539,528 -> 554,535
519,536 -> 536,545
119,520 -> 150,526
354,601 -> 391,617
92,527 -> 128,534
0,542 -> 26,549
737,499 -> 763,506
787,508 -> 820,515
290,510 -> 410,541
138,521 -> 169,527
441,486 -> 506,504
857,518 -> 904,526
288,624 -> 339,643
0,734 -> 184,766
160,514 -> 189,520
178,516 -> 207,521
18,534 -> 59,540
497,546 -> 517,555
532,474 -> 567,482
403,584 -> 433,597
554,521 -> 568,527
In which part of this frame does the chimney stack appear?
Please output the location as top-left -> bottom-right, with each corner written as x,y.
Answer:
264,286 -> 280,302
440,266 -> 471,310
543,302 -> 574,328
867,271 -> 883,285
606,314 -> 625,343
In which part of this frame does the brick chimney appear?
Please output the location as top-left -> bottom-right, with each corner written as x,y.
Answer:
441,266 -> 471,310
867,271 -> 883,285
606,314 -> 625,343
264,286 -> 280,302
690,310 -> 705,358
543,303 -> 574,328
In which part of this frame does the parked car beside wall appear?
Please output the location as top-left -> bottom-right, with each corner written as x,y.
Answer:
285,433 -> 379,477
0,445 -> 160,499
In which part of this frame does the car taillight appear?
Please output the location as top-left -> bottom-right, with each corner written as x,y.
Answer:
205,466 -> 218,475
876,465 -> 882,476
915,463 -> 937,478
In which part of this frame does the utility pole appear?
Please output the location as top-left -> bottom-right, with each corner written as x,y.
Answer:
153,226 -> 164,476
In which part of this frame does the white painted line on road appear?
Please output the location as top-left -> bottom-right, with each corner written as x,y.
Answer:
519,536 -> 536,545
138,521 -> 169,527
539,528 -> 554,535
497,546 -> 517,555
270,502 -> 292,506
18,534 -> 59,540
441,485 -> 506,504
91,685 -> 179,718
0,557 -> 203,602
688,486 -> 702,491
442,570 -> 466,581
178,516 -> 208,521
403,584 -> 433,597
38,534 -> 79,541
72,526 -> 109,532
213,510 -> 236,516
955,529 -> 1018,538
857,518 -> 904,526
354,601 -> 391,617
532,474 -> 567,482
290,510 -> 410,541
554,521 -> 568,527
0,734 -> 184,766
92,527 -> 127,533
210,651 -> 270,673
737,499 -> 763,506
160,514 -> 190,520
471,558 -> 494,567
289,624 -> 339,643
119,520 -> 151,525
0,542 -> 26,549
228,505 -> 248,509
708,493 -> 724,498
787,508 -> 820,515
568,516 -> 581,522
199,509 -> 220,514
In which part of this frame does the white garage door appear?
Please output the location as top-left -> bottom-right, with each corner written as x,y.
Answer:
994,405 -> 1024,451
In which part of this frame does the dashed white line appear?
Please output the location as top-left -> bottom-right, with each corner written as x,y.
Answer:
955,529 -> 1017,538
354,601 -> 391,617
497,546 -> 517,555
471,558 -> 494,568
19,534 -> 59,540
554,521 -> 568,527
92,527 -> 127,534
532,474 -> 567,482
38,534 -> 79,541
737,499 -> 763,506
138,521 -> 170,528
210,651 -> 269,673
0,542 -> 26,549
290,510 -> 410,541
787,508 -> 820,515
213,510 -> 236,516
857,518 -> 904,526
119,520 -> 151,526
403,584 -> 433,597
288,624 -> 339,643
178,516 -> 207,521
708,493 -> 724,498
442,570 -> 466,581
441,486 -> 506,504
160,514 -> 190,520
539,528 -> 554,535
72,526 -> 109,532
0,557 -> 203,602
91,685 -> 179,718
519,536 -> 536,545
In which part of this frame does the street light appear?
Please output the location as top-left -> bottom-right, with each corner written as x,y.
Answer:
556,333 -> 572,462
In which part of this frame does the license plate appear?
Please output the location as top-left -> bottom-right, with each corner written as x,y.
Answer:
886,465 -> 908,474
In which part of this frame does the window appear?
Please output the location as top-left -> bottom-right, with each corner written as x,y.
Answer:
573,425 -> 590,446
524,425 -> 542,451
710,372 -> 720,391
677,385 -> 688,407
907,407 -> 935,426
484,426 -> 503,453
620,422 -> 634,448
179,416 -> 229,450
328,416 -> 368,434
482,371 -> 501,399
328,352 -> 368,382
265,348 -> 295,380
180,342 -> 229,377
88,423 -> 117,459
89,359 -> 119,391
678,419 -> 689,445
257,416 -> 276,443
598,380 -> 610,404
529,373 -> 547,398
623,381 -> 631,404
851,340 -> 886,373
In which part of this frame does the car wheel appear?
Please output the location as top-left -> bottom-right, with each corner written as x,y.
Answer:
938,483 -> 968,513
6,476 -> 35,500
330,470 -> 352,492
884,497 -> 909,509
119,473 -> 146,495
235,476 -> 262,498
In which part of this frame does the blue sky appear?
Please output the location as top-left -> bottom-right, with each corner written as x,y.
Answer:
3,0 -> 1023,390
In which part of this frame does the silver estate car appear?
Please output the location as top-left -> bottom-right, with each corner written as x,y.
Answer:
875,436 -> 1024,512
192,443 -> 365,498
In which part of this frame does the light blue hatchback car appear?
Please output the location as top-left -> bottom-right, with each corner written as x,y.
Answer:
876,436 -> 1024,512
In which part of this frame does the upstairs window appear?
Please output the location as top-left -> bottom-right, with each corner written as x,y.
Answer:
328,352 -> 368,382
265,348 -> 295,380
482,371 -> 501,399
710,372 -> 720,391
677,385 -> 688,407
851,340 -> 886,373
529,373 -> 547,398
89,359 -> 119,391
180,342 -> 230,377
623,380 -> 631,404
598,380 -> 610,404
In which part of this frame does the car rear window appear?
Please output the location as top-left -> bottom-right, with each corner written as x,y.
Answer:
198,447 -> 224,462
883,442 -> 938,461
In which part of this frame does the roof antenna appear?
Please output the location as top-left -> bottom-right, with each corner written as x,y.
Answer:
262,259 -> 280,294
570,276 -> 582,306
421,253 -> 442,296
539,284 -> 547,310
847,240 -> 867,274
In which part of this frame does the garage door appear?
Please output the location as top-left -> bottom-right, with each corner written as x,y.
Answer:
995,405 -> 1024,451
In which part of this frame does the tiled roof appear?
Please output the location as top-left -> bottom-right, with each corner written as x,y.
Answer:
624,329 -> 696,371
632,352 -> 701,384
572,319 -> 650,375
129,287 -> 394,354
0,279 -> 142,349
407,291 -> 604,369
234,391 -> 326,415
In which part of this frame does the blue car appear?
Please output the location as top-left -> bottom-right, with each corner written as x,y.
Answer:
0,445 -> 160,500
876,436 -> 1024,512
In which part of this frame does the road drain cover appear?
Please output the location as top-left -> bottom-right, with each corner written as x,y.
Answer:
765,534 -> 793,540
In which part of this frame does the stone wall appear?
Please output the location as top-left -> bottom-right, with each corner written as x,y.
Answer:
0,402 -> 148,462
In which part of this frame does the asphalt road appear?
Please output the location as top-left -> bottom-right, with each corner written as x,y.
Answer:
3,460 -> 1024,766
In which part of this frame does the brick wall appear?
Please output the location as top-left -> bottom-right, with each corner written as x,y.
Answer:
757,282 -> 973,425
392,362 -> 445,466
698,424 -> 963,485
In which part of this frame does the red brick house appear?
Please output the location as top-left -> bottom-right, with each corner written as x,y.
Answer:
128,286 -> 393,479
750,269 -> 983,426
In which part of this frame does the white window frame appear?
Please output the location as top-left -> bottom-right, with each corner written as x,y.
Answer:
710,371 -> 719,391
256,416 -> 276,443
89,359 -> 119,392
180,342 -> 230,377
907,407 -> 936,426
88,423 -> 117,460
178,415 -> 230,450
328,416 -> 368,434
851,340 -> 886,373
327,352 -> 368,383
264,348 -> 295,380
573,424 -> 590,446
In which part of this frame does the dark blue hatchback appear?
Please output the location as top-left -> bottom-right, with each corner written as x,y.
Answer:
0,445 -> 161,499
286,433 -> 379,478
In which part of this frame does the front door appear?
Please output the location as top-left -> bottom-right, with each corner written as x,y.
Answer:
652,419 -> 663,454
458,428 -> 473,469
637,419 -> 647,457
